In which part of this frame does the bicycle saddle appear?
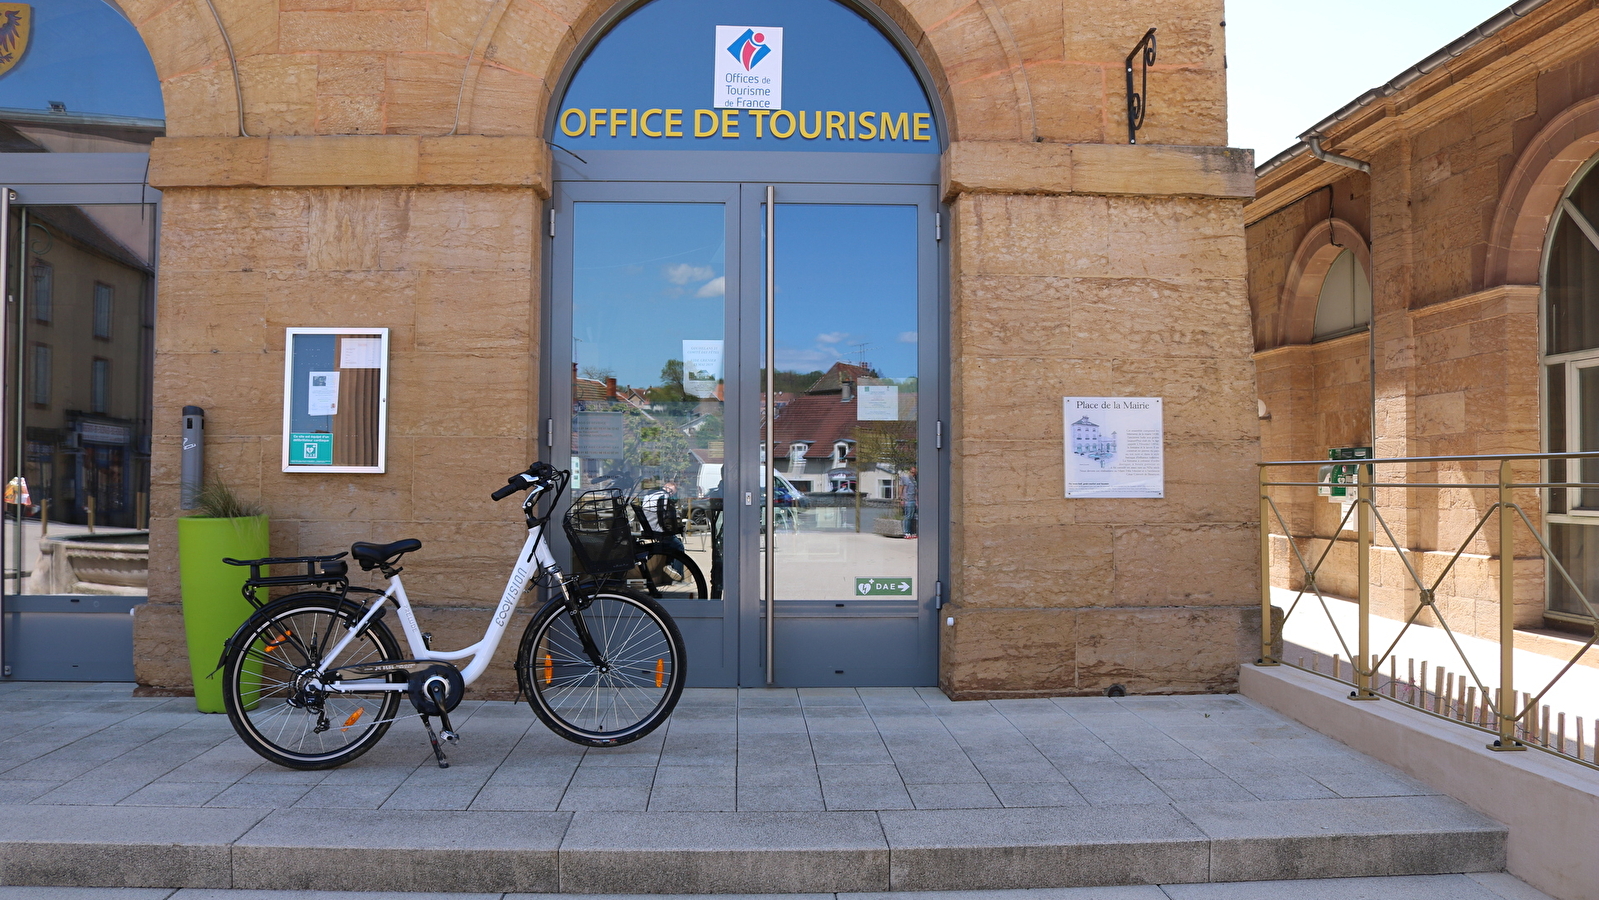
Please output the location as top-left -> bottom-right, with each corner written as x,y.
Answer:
351,538 -> 422,570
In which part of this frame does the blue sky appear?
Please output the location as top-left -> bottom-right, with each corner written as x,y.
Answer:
1227,0 -> 1513,161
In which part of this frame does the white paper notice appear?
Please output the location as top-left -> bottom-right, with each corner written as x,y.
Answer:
857,385 -> 899,421
308,372 -> 340,417
682,340 -> 724,399
1063,397 -> 1163,499
573,411 -> 626,458
339,338 -> 383,369
714,26 -> 783,110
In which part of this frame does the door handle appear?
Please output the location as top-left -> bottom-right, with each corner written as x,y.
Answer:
764,184 -> 776,686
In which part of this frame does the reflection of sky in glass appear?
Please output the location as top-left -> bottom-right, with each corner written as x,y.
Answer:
573,203 -> 726,389
0,0 -> 163,120
773,205 -> 917,381
559,0 -> 933,153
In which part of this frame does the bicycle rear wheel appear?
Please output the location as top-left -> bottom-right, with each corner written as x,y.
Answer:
516,588 -> 685,747
222,593 -> 403,770
640,549 -> 708,600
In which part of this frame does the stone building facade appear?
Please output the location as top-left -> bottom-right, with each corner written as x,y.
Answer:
88,0 -> 1258,698
1247,0 -> 1599,640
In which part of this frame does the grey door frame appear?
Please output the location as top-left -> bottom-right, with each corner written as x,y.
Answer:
547,156 -> 947,689
1,152 -> 160,681
547,180 -> 744,687
735,182 -> 942,688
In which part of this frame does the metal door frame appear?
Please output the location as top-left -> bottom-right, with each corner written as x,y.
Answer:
546,180 -> 745,687
736,182 -> 942,688
0,152 -> 161,681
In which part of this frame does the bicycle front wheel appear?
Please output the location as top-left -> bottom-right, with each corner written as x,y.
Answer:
222,593 -> 403,770
517,588 -> 685,747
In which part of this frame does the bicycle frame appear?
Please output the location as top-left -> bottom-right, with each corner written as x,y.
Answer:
310,514 -> 568,695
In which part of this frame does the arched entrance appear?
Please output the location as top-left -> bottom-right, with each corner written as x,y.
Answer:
545,0 -> 944,687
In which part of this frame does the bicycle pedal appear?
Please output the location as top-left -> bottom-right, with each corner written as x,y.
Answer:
441,730 -> 460,743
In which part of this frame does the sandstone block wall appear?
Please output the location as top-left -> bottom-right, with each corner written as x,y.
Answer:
1246,0 -> 1599,639
127,0 -> 1260,697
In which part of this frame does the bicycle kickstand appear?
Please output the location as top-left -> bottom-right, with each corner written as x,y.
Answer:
420,681 -> 461,769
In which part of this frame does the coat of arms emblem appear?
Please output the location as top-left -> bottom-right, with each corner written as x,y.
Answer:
0,4 -> 32,78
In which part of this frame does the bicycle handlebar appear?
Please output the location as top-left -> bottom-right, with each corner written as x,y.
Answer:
491,461 -> 561,501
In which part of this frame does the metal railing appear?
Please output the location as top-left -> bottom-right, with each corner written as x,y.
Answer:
1258,452 -> 1599,766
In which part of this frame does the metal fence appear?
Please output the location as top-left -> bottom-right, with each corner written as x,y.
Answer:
1258,452 -> 1599,767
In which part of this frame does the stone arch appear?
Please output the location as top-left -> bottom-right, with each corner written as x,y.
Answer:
116,0 -> 1029,140
1486,95 -> 1599,288
1278,218 -> 1373,346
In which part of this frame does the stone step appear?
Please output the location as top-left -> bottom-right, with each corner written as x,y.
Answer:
0,795 -> 1506,893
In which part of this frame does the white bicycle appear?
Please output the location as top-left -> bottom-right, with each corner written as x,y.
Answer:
218,462 -> 686,770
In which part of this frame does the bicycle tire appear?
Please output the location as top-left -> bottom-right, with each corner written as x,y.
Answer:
515,587 -> 686,747
222,592 -> 404,770
640,549 -> 708,600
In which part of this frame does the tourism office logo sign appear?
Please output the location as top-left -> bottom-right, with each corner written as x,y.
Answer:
0,4 -> 31,78
714,25 -> 782,110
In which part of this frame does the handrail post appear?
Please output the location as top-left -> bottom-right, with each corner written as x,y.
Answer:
1490,458 -> 1524,750
1258,465 -> 1277,665
1351,461 -> 1377,699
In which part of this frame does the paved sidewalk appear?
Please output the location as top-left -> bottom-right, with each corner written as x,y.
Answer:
0,875 -> 1563,899
0,683 -> 1511,894
0,683 -> 1460,811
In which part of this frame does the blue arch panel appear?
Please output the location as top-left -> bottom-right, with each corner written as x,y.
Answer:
557,0 -> 936,154
0,0 -> 163,121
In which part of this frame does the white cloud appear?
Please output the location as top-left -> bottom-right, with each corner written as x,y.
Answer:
816,332 -> 850,344
695,276 -> 725,298
898,331 -> 917,344
664,263 -> 715,285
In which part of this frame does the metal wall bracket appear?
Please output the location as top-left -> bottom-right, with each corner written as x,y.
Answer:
1125,28 -> 1157,144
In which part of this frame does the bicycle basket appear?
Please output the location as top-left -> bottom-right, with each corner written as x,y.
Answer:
563,489 -> 637,574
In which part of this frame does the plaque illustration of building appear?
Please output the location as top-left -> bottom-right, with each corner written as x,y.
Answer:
1070,417 -> 1118,468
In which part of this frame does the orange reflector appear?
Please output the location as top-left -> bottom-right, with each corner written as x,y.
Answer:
342,708 -> 365,731
543,653 -> 553,685
264,630 -> 293,653
656,658 -> 664,688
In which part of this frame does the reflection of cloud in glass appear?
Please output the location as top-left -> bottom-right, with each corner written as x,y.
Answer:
665,263 -> 715,285
817,331 -> 849,344
898,331 -> 917,344
695,276 -> 725,298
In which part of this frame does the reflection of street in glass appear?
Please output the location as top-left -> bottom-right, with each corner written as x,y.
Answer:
765,529 -> 916,600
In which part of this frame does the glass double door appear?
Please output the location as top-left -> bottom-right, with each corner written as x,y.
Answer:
552,181 -> 940,687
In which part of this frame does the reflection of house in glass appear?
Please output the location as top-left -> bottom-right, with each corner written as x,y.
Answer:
767,362 -> 915,500
19,206 -> 156,530
1070,416 -> 1117,468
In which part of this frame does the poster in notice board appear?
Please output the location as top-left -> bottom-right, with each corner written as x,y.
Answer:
282,328 -> 390,473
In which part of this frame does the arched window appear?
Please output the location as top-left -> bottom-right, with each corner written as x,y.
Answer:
1313,249 -> 1372,341
1542,158 -> 1599,620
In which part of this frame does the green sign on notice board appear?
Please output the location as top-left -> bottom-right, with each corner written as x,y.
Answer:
855,577 -> 913,597
290,433 -> 333,466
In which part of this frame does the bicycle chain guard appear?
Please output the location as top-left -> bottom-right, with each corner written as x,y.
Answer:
407,663 -> 465,716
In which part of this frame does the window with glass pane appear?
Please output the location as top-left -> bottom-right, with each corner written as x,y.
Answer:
30,345 -> 51,406
570,203 -> 725,596
31,263 -> 52,323
4,204 -> 157,604
90,359 -> 109,413
1543,161 -> 1599,619
1312,249 -> 1372,341
92,283 -> 113,339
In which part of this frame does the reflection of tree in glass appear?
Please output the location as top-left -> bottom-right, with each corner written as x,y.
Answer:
580,365 -> 615,382
651,359 -> 690,404
763,368 -> 829,394
625,415 -> 697,488
855,420 -> 916,475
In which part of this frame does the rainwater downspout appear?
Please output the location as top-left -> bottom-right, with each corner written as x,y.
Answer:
1305,133 -> 1370,174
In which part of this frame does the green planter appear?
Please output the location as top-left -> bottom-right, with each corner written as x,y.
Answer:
178,515 -> 269,713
